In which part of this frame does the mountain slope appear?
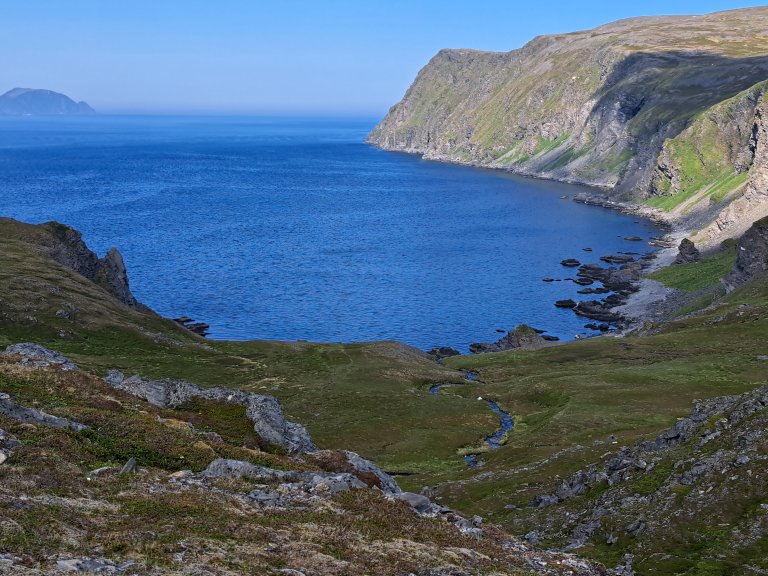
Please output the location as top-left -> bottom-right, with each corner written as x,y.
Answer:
0,88 -> 95,116
368,8 -> 768,242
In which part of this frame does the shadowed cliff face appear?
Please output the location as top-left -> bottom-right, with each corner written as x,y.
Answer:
368,7 -> 768,242
586,51 -> 768,194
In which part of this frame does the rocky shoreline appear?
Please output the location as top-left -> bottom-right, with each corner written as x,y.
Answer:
448,200 -> 684,355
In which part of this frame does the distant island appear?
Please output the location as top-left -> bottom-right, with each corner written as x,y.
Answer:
0,87 -> 95,116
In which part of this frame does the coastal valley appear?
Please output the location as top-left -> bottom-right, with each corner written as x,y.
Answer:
2,6 -> 768,576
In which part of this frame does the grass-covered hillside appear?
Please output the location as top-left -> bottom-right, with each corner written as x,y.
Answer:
1,215 -> 767,574
0,217 -> 613,575
368,7 -> 768,243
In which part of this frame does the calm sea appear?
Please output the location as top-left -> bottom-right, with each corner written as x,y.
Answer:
0,116 -> 659,350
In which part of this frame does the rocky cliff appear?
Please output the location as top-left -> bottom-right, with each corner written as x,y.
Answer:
368,8 -> 768,243
0,218 -> 138,308
0,87 -> 94,116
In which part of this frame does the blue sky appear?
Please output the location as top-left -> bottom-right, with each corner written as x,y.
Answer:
2,1 -> 765,114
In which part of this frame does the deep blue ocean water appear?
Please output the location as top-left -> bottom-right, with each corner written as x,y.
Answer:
0,116 -> 659,351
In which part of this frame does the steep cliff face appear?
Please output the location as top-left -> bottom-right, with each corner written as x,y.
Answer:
369,8 -> 768,240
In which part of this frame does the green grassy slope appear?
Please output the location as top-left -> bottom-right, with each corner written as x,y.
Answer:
2,215 -> 767,573
0,219 -> 492,476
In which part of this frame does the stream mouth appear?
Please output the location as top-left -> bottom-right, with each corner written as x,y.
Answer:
429,375 -> 514,467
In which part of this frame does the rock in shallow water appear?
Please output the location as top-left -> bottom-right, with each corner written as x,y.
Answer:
469,324 -> 549,353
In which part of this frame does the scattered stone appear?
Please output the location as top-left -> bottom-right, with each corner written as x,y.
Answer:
734,455 -> 750,467
626,518 -> 646,534
674,238 -> 701,264
561,258 -> 581,267
555,299 -> 577,309
541,335 -> 560,341
583,247 -> 593,252
524,530 -> 542,545
119,458 -> 137,475
573,277 -> 594,286
624,236 -> 643,241
542,277 -> 556,282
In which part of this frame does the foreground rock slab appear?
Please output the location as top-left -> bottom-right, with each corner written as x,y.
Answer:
104,369 -> 316,454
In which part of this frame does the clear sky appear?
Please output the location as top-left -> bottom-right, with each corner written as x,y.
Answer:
2,0 -> 766,115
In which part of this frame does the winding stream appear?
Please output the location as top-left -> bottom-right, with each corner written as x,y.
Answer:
429,372 -> 514,467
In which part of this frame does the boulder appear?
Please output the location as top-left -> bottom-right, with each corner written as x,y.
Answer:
561,258 -> 581,267
674,238 -> 701,264
396,491 -> 436,514
469,324 -> 549,354
555,299 -> 577,309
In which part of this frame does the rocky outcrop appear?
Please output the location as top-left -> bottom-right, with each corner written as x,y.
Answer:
311,449 -> 402,494
469,324 -> 549,354
103,370 -> 316,453
674,238 -> 700,264
96,248 -> 136,308
0,392 -> 88,431
2,343 -> 79,371
28,222 -> 138,308
724,215 -> 768,290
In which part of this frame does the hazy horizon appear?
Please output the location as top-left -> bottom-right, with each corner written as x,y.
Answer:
3,0 -> 766,115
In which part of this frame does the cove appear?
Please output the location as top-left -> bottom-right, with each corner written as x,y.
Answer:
0,116 -> 661,351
